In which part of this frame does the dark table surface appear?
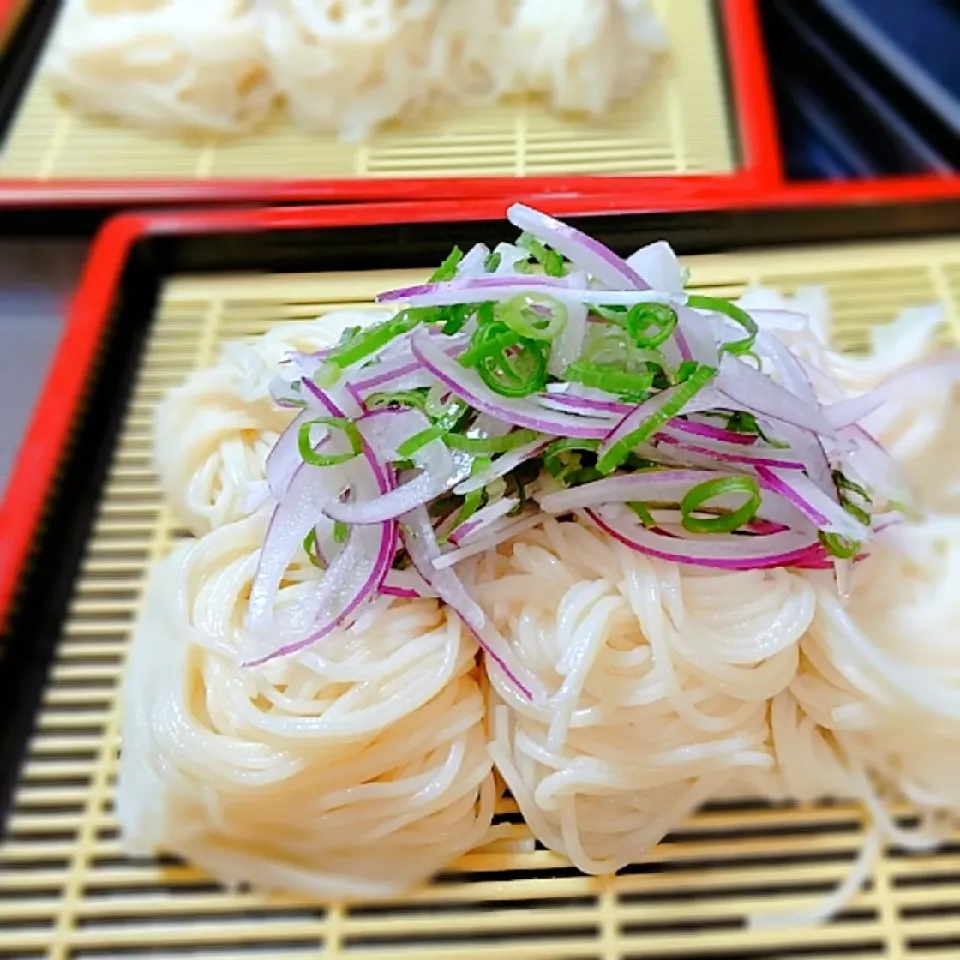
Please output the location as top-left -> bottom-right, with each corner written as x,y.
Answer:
0,238 -> 88,496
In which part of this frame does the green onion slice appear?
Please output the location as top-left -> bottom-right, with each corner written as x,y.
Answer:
679,476 -> 761,534
498,296 -> 567,342
597,364 -> 717,474
516,233 -> 566,277
429,247 -> 464,283
626,501 -> 658,528
566,362 -> 653,400
687,295 -> 758,357
298,417 -> 363,468
446,428 -> 541,455
625,302 -> 678,348
302,529 -> 326,569
365,389 -> 429,411
325,310 -> 423,373
820,532 -> 861,560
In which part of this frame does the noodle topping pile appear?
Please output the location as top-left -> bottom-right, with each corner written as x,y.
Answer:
243,204 -> 939,699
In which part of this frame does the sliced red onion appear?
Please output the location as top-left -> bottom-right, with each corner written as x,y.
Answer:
269,373 -> 305,408
379,274 -> 570,306
266,408 -> 314,499
247,460 -> 346,634
383,567 -> 438,599
755,466 -> 866,540
538,470 -> 813,531
245,383 -> 397,662
411,329 -> 610,439
549,300 -> 588,377
716,354 -> 835,436
448,496 -> 519,546
586,505 -> 819,570
456,243 -> 491,280
471,413 -> 515,438
825,351 -> 960,429
381,276 -> 678,311
453,439 -> 549,496
672,417 -> 757,445
626,240 -> 684,292
244,514 -> 397,667
401,506 -> 541,700
771,420 -> 836,500
490,242 -> 530,275
347,355 -> 433,400
833,424 -> 915,507
435,512 -> 547,569
541,383 -> 633,418
325,409 -> 471,524
755,331 -> 821,409
676,305 -> 720,368
302,377 -> 365,422
656,430 -> 805,471
599,383 -> 722,464
507,203 -> 648,291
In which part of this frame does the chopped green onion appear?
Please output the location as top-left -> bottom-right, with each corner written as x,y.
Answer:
687,295 -> 758,357
461,321 -> 548,398
674,360 -> 701,383
517,233 -> 566,277
441,304 -> 474,335
566,361 -> 653,400
476,339 -> 548,398
430,247 -> 464,283
597,364 -> 717,474
446,428 -> 541,454
544,438 -> 600,483
302,529 -> 325,569
820,532 -> 860,560
396,397 -> 467,458
834,472 -> 871,502
397,425 -> 445,458
725,410 -> 789,448
298,417 -> 363,468
366,389 -> 429,410
498,296 -> 566,342
680,476 -> 761,534
475,302 -> 496,327
333,521 -> 349,544
591,304 -> 629,324
626,502 -> 657,527
459,323 -> 522,368
843,501 -> 871,526
625,303 -> 678,348
325,310 -> 423,373
581,327 -> 664,373
484,251 -> 502,273
449,487 -> 484,537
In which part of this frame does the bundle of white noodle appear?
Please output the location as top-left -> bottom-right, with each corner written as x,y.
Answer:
127,203 -> 960,918
117,513 -> 495,898
46,0 -> 665,140
156,314 -> 387,532
44,0 -> 275,133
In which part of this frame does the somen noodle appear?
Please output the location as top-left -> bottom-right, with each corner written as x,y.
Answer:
120,205 -> 960,925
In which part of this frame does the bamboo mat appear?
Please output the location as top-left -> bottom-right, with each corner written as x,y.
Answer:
3,239 -> 960,959
0,0 -> 734,182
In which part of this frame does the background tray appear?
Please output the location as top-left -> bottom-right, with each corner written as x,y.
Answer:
3,201 -> 960,959
0,0 -> 736,192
